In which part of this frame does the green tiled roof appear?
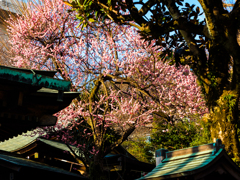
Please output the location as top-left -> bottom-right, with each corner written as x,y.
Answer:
0,66 -> 71,91
0,132 -> 87,178
0,131 -> 39,152
0,66 -> 57,77
140,150 -> 220,179
0,131 -> 79,154
0,131 -> 133,160
0,152 -> 86,178
138,142 -> 224,180
38,138 -> 79,155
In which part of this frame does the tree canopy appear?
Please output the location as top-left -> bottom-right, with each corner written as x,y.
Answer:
65,0 -> 240,98
4,0 -> 208,178
65,0 -> 240,162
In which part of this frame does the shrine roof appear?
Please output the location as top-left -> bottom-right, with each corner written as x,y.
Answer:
0,131 -> 144,159
138,140 -> 240,180
0,132 -> 78,154
0,65 -> 71,91
0,131 -> 39,152
0,66 -> 57,77
0,150 -> 88,179
0,131 -> 155,173
38,138 -> 78,154
0,132 -> 136,158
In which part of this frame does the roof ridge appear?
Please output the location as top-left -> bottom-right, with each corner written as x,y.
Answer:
167,142 -> 214,153
164,139 -> 224,159
163,149 -> 213,163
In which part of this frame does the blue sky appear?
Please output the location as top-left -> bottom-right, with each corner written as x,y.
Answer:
183,0 -> 205,20
186,0 -> 201,7
185,0 -> 203,14
136,0 -> 205,21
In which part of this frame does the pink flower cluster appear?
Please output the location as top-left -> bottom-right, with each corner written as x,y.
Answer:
6,0 -> 208,155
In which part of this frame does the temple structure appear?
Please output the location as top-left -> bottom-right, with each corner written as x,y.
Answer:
0,65 -> 79,141
138,139 -> 240,180
0,130 -> 155,179
0,65 -> 88,180
0,65 -> 154,180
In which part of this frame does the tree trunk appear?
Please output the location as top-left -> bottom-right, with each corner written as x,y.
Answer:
206,90 -> 240,162
89,153 -> 108,180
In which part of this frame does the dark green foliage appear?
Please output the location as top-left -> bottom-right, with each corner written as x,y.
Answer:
150,119 -> 211,158
122,137 -> 154,164
150,120 -> 198,151
122,119 -> 212,164
189,120 -> 212,147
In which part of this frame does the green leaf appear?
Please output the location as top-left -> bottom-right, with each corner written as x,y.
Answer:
80,23 -> 87,30
83,0 -> 88,5
94,11 -> 99,19
76,15 -> 84,20
88,18 -> 95,22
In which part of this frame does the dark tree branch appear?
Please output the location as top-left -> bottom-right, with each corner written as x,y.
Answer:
166,0 -> 205,63
66,143 -> 88,170
150,17 -> 206,36
138,0 -> 159,16
232,0 -> 240,11
125,0 -> 148,26
230,0 -> 240,25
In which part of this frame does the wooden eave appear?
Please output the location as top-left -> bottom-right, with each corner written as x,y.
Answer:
0,66 -> 57,77
0,66 -> 79,141
0,134 -> 154,174
0,150 -> 88,180
24,88 -> 80,115
0,66 -> 71,91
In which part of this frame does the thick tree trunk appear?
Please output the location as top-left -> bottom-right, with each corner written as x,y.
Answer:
207,90 -> 240,162
89,153 -> 108,180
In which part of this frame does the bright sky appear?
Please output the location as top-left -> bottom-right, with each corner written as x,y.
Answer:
186,0 -> 201,7
183,0 -> 205,20
135,0 -> 205,21
185,0 -> 204,17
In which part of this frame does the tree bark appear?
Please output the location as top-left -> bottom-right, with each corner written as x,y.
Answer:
206,90 -> 240,162
89,153 -> 108,180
